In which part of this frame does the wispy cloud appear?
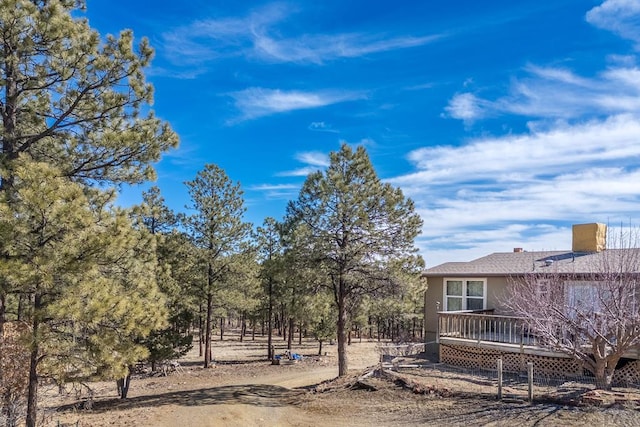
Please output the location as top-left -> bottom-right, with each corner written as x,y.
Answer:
277,150 -> 329,177
391,114 -> 640,266
423,2 -> 640,266
247,183 -> 300,200
160,2 -> 442,69
252,32 -> 441,65
586,0 -> 640,48
228,88 -> 365,121
445,64 -> 640,122
308,121 -> 339,133
295,151 -> 330,167
397,114 -> 640,186
444,93 -> 492,123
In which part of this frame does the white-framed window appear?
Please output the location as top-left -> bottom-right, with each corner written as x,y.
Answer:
443,278 -> 487,311
565,281 -> 600,315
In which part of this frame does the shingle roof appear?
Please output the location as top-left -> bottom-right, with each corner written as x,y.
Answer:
423,249 -> 640,276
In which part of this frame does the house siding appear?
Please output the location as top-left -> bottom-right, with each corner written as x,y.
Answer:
424,275 -> 511,343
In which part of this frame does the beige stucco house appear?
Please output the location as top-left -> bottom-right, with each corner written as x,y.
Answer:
422,223 -> 640,378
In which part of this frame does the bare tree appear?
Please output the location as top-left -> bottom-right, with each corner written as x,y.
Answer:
0,322 -> 29,427
504,230 -> 640,390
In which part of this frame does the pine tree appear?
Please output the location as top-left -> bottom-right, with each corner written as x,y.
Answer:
286,144 -> 424,376
0,0 -> 177,330
184,164 -> 253,368
255,217 -> 284,359
133,187 -> 193,373
0,3 -> 176,423
0,160 -> 167,423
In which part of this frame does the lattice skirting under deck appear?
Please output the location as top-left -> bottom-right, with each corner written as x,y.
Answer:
440,344 -> 583,376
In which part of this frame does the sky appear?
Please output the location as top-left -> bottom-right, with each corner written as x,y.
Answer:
83,0 -> 640,267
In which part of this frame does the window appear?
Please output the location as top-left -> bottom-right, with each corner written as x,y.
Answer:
443,278 -> 487,311
565,281 -> 600,315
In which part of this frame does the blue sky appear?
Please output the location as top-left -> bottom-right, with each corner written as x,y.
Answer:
85,0 -> 640,266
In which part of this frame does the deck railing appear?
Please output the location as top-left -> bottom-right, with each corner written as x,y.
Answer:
438,311 -> 539,346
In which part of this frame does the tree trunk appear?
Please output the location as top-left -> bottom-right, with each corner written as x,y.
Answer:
593,356 -> 618,390
0,293 -> 5,335
287,317 -> 293,350
204,293 -> 213,368
116,368 -> 132,399
412,318 -> 416,340
337,278 -> 348,377
267,279 -> 273,359
318,340 -> 323,356
25,297 -> 40,427
25,343 -> 39,427
298,321 -> 302,345
198,303 -> 203,357
219,317 -> 224,341
16,294 -> 24,322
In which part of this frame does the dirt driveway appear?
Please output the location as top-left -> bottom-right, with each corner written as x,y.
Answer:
48,333 -> 640,427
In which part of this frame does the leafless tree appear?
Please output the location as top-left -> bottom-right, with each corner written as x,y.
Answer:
0,322 -> 29,427
504,230 -> 640,390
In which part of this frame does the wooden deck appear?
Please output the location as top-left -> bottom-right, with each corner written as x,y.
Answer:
437,311 -> 640,360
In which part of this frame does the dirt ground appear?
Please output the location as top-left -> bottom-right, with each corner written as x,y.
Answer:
46,332 -> 640,427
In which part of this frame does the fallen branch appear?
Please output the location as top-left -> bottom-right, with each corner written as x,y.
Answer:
379,368 -> 450,397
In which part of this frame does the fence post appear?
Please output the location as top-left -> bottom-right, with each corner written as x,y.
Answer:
527,361 -> 534,402
497,358 -> 503,400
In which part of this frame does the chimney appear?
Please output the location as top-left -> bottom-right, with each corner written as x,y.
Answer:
572,223 -> 606,253
513,248 -> 524,253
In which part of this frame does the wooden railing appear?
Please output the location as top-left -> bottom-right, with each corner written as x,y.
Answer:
438,311 -> 539,346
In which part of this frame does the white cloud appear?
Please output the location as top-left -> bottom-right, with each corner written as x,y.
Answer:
308,122 -> 339,133
410,1 -> 640,266
446,63 -> 640,122
252,32 -> 441,64
161,3 -> 442,67
228,88 -> 365,121
444,93 -> 492,123
276,150 -> 330,177
390,114 -> 640,266
420,224 -> 571,268
247,183 -> 300,200
398,114 -> 640,186
587,0 -> 640,47
295,151 -> 330,167
276,166 -> 323,177
248,184 -> 299,191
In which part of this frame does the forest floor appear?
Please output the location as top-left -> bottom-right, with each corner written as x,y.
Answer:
46,331 -> 640,426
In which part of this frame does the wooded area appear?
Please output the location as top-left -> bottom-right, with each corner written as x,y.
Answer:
0,3 -> 425,426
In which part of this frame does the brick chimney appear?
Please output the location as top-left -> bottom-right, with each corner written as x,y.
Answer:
572,223 -> 606,253
513,248 -> 524,253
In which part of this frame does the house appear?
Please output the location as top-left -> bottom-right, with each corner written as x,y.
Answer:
422,223 -> 640,379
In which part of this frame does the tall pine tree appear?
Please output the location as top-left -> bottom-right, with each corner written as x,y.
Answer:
0,2 -> 176,424
184,164 -> 253,368
286,144 -> 424,376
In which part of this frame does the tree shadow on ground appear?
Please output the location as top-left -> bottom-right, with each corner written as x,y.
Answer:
416,398 -> 566,426
56,384 -> 304,414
